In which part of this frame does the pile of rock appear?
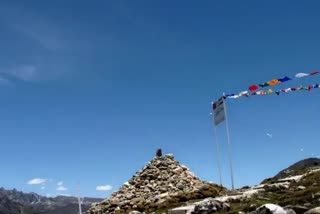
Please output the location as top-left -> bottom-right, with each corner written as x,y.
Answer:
88,153 -> 224,213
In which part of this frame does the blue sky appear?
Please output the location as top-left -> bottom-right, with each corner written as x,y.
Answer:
1,0 -> 320,198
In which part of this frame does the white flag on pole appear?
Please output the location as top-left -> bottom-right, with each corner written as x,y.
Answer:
212,97 -> 226,126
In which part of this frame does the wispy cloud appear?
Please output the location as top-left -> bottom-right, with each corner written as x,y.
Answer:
0,5 -> 64,51
57,186 -> 67,191
0,65 -> 38,81
266,133 -> 273,138
58,193 -> 71,197
57,181 -> 67,191
27,178 -> 47,185
96,185 -> 112,191
41,186 -> 46,190
12,23 -> 63,51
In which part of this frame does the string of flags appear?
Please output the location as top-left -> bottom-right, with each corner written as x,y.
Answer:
211,70 -> 320,125
225,83 -> 320,99
247,71 -> 319,91
225,71 -> 320,99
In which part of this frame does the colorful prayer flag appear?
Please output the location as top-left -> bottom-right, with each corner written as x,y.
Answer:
267,79 -> 280,86
259,83 -> 269,88
267,89 -> 274,94
249,84 -> 259,91
295,73 -> 309,78
310,71 -> 320,75
278,76 -> 291,82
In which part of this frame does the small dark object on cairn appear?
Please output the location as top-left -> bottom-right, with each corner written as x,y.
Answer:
156,148 -> 162,157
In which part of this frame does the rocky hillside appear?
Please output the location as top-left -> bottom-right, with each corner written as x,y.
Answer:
0,188 -> 102,214
169,158 -> 320,214
88,152 -> 225,213
0,194 -> 36,214
262,158 -> 320,183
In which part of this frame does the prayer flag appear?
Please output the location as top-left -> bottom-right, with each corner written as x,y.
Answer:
268,79 -> 280,86
278,76 -> 291,82
267,89 -> 274,94
295,73 -> 309,78
249,85 -> 259,91
310,71 -> 320,75
259,82 -> 269,88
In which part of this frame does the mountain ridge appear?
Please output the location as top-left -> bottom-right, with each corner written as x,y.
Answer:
0,187 -> 102,214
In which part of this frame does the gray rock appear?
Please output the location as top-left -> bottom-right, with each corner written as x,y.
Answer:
284,208 -> 296,214
285,205 -> 309,213
129,211 -> 142,214
296,186 -> 306,190
305,207 -> 320,214
165,153 -> 174,160
250,204 -> 287,214
193,197 -> 229,213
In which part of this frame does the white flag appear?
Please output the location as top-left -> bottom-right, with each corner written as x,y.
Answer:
213,97 -> 226,126
295,73 -> 309,78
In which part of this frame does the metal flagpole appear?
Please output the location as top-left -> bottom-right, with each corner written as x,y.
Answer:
222,98 -> 235,190
212,113 -> 222,186
77,186 -> 82,214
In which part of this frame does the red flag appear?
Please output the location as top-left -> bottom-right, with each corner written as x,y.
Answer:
249,84 -> 259,91
310,71 -> 320,75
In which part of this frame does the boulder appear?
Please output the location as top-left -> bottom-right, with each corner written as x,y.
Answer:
193,197 -> 230,213
305,207 -> 320,214
250,204 -> 288,214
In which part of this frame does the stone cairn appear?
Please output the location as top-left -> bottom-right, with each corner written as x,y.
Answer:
88,150 -> 224,213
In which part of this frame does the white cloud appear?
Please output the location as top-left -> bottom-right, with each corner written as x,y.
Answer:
57,186 -> 67,191
0,65 -> 37,81
27,178 -> 47,185
96,185 -> 112,191
56,181 -> 67,191
58,193 -> 71,197
266,133 -> 273,138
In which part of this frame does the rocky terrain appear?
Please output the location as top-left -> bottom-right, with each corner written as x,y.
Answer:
2,155 -> 319,214
88,152 -> 224,213
168,158 -> 320,214
89,156 -> 320,214
0,188 -> 102,214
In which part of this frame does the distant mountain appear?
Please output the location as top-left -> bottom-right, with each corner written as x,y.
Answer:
262,157 -> 320,184
0,193 -> 36,214
0,188 -> 102,214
